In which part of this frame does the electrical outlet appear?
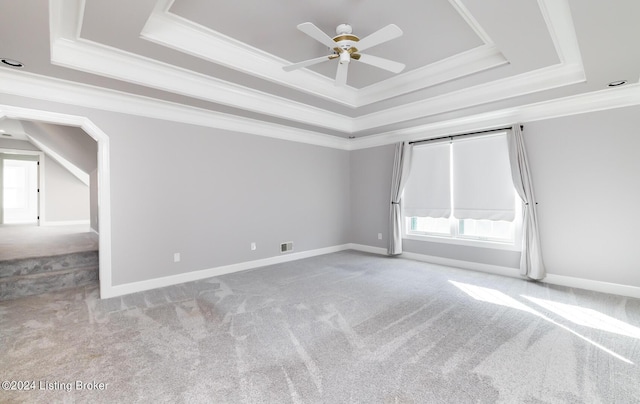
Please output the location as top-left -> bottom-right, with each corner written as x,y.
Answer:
378,233 -> 383,240
251,242 -> 257,251
173,252 -> 181,262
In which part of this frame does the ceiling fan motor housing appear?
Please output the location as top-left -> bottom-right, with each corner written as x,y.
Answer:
332,31 -> 360,63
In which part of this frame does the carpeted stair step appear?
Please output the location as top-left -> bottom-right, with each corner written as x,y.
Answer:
0,250 -> 98,278
0,251 -> 99,300
0,265 -> 98,300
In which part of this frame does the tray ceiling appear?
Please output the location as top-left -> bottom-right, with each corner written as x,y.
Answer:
1,0 -> 640,145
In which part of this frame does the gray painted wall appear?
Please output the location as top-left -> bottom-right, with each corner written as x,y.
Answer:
350,144 -> 394,249
2,93 -> 639,289
349,144 -> 520,268
350,106 -> 640,287
0,138 -> 39,151
90,168 -> 99,232
92,115 -> 351,285
525,106 -> 640,287
0,95 -> 351,286
21,121 -> 97,174
44,155 -> 90,222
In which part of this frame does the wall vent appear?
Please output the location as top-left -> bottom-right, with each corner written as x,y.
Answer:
280,242 -> 293,253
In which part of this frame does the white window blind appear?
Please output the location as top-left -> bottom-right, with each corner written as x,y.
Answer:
403,143 -> 450,218
452,134 -> 515,221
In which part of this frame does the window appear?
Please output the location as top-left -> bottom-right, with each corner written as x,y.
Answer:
403,132 -> 521,248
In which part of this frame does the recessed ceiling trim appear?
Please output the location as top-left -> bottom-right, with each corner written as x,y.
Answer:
448,0 -> 495,44
536,0 -> 583,65
356,45 -> 507,105
50,37 -> 353,133
350,83 -> 640,150
49,0 -> 84,44
4,69 -> 640,154
51,0 -> 353,132
0,69 -> 350,150
141,8 -> 358,107
47,0 -> 586,135
354,61 -> 586,132
141,0 -> 504,107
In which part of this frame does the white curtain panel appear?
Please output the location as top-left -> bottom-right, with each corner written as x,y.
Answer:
507,125 -> 546,280
388,142 -> 412,255
404,143 -> 451,218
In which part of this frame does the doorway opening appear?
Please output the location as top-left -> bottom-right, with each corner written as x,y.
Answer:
1,154 -> 40,225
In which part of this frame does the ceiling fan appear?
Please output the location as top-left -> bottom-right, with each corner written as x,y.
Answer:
283,22 -> 405,86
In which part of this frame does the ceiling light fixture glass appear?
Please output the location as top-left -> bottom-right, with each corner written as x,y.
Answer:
1,58 -> 24,68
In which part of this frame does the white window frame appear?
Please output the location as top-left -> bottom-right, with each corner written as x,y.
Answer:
404,197 -> 523,251
402,133 -> 522,251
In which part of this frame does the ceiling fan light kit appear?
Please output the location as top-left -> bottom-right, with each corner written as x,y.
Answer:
283,22 -> 405,86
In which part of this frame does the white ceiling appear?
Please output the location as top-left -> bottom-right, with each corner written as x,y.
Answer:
1,0 -> 639,144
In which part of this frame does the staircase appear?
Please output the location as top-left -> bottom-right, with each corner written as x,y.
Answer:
0,250 -> 98,300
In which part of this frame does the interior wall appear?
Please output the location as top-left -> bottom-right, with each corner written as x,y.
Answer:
525,105 -> 640,287
44,155 -> 90,223
2,97 -> 353,289
350,144 -> 520,269
90,168 -> 98,232
21,121 -> 97,173
0,138 -> 39,151
98,116 -> 351,285
350,144 -> 394,249
351,106 -> 640,287
4,93 -> 639,290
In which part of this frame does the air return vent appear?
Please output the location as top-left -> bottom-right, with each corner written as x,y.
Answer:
280,242 -> 293,253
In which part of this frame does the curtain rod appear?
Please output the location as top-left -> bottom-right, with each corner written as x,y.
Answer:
408,125 -> 523,146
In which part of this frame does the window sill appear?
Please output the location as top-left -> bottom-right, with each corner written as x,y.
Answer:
404,233 -> 522,252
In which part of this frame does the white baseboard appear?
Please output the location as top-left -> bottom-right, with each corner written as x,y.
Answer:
544,274 -> 640,299
41,220 -> 90,227
103,243 -> 640,300
347,243 -> 521,279
347,244 -> 640,300
345,243 -> 387,255
401,251 -> 522,279
103,244 -> 351,298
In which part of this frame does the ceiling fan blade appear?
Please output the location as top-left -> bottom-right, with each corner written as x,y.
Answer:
283,55 -> 334,72
335,61 -> 348,86
356,24 -> 403,52
297,22 -> 337,49
355,54 -> 405,73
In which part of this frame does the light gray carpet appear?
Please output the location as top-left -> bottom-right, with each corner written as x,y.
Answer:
1,251 -> 639,403
0,225 -> 98,260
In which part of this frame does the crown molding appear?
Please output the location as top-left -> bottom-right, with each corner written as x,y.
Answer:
354,60 -> 585,132
50,0 -> 354,133
141,0 -> 506,107
48,0 -> 586,135
34,0 -> 598,144
50,37 -> 354,133
3,69 -> 639,154
349,83 -> 640,150
0,69 -> 350,150
140,5 -> 357,107
356,45 -> 506,106
353,0 -> 586,131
